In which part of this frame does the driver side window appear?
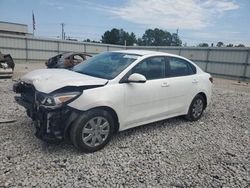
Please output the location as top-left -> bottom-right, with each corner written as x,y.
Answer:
131,56 -> 166,80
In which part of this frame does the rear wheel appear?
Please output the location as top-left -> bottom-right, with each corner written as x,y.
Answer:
70,109 -> 114,152
186,94 -> 205,121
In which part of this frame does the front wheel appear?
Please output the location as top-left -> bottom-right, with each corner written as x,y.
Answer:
70,109 -> 114,152
186,94 -> 205,121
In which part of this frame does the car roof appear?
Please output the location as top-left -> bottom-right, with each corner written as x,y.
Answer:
61,52 -> 85,58
114,49 -> 181,58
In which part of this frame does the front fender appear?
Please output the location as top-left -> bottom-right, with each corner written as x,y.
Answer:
67,84 -> 125,127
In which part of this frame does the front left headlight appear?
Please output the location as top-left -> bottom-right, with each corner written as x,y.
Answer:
38,92 -> 81,108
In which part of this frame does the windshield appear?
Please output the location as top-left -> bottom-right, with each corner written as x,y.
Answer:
72,52 -> 140,79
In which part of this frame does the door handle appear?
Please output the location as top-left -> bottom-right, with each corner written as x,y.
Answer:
192,79 -> 199,84
161,82 -> 170,87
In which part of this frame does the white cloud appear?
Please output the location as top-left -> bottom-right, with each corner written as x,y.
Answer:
202,0 -> 239,12
101,0 -> 239,30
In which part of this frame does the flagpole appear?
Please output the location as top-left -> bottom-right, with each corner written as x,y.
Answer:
32,10 -> 35,36
32,11 -> 33,36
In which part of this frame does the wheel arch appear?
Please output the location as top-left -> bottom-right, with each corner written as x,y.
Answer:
197,92 -> 207,109
90,106 -> 120,133
65,105 -> 120,137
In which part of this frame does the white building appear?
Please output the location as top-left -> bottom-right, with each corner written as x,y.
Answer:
0,21 -> 31,36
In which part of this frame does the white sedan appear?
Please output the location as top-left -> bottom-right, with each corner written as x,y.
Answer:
14,50 -> 212,152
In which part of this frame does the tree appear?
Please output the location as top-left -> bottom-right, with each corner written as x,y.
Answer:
226,43 -> 234,47
216,42 -> 224,47
171,33 -> 182,46
137,38 -> 143,46
140,28 -> 180,46
101,28 -> 137,45
83,39 -> 101,43
101,28 -> 120,45
126,32 -> 136,46
84,38 -> 91,42
235,44 -> 245,47
141,29 -> 154,45
119,30 -> 137,46
101,27 -> 182,46
198,43 -> 209,47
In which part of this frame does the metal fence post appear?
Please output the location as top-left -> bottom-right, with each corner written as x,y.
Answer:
205,48 -> 210,72
57,41 -> 60,54
243,49 -> 250,81
25,37 -> 28,63
84,44 -> 86,53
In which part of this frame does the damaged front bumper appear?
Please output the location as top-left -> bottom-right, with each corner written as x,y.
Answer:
33,105 -> 78,142
13,82 -> 80,142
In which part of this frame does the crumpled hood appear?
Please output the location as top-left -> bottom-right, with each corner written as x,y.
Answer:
21,69 -> 108,93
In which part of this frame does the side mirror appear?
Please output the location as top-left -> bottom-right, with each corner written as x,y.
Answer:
127,73 -> 146,83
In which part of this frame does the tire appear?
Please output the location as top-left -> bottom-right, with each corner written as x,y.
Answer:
70,109 -> 114,152
185,94 -> 205,121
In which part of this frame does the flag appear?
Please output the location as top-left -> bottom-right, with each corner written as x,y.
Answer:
32,11 -> 36,31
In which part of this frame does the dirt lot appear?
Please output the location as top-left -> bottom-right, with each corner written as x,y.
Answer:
0,64 -> 249,187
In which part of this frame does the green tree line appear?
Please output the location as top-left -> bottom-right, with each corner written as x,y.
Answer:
198,42 -> 245,47
82,27 -> 245,47
101,28 -> 182,46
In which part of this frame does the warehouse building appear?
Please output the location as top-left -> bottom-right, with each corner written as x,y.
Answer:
0,21 -> 31,36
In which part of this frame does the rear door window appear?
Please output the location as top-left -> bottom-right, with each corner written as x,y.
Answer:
167,57 -> 196,77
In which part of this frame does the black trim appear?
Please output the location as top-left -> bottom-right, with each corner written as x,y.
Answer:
121,79 -> 146,84
51,85 -> 105,94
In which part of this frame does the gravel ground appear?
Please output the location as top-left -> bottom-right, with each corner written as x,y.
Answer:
0,78 -> 250,187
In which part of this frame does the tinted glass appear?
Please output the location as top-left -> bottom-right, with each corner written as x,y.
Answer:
167,57 -> 196,77
131,56 -> 166,80
73,52 -> 140,79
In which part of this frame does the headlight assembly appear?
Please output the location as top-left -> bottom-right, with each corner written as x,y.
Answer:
54,93 -> 80,105
37,91 -> 81,108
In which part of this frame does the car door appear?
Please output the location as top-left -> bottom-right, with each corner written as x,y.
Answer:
164,57 -> 199,114
122,56 -> 170,128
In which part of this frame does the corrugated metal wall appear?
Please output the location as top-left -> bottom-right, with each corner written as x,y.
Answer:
0,34 -> 249,81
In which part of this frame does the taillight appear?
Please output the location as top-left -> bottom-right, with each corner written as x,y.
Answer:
209,77 -> 213,83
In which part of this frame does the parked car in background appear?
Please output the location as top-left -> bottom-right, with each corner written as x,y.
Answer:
45,52 -> 92,69
14,50 -> 212,152
0,51 -> 15,78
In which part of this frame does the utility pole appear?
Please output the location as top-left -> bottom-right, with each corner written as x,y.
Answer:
61,23 -> 65,40
176,28 -> 179,46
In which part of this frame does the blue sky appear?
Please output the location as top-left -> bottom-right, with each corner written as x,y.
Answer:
0,0 -> 249,46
